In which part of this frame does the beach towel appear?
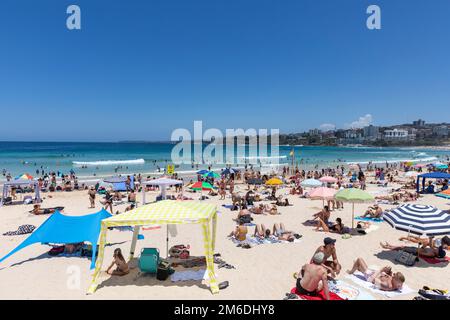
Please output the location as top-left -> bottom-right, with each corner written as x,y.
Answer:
420,256 -> 450,264
170,269 -> 216,282
345,271 -> 415,298
290,287 -> 344,300
3,224 -> 36,236
354,216 -> 383,223
221,204 -> 234,209
329,280 -> 375,300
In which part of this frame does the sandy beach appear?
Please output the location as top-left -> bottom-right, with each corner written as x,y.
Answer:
0,171 -> 449,300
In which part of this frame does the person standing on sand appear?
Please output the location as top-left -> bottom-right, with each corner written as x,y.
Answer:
88,187 -> 96,208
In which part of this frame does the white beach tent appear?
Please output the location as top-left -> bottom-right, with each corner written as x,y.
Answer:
0,180 -> 41,207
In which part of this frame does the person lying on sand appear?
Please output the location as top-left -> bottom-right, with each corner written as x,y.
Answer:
249,204 -> 264,214
31,204 -> 56,215
254,224 -> 272,239
273,197 -> 291,207
312,237 -> 341,278
347,257 -> 405,291
363,204 -> 383,219
380,238 -> 449,259
272,223 -> 301,242
295,252 -> 330,300
264,204 -> 279,215
106,248 -> 130,276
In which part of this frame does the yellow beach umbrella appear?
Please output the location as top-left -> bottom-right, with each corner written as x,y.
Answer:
265,178 -> 283,186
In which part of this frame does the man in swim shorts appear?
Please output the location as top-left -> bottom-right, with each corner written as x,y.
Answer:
296,252 -> 330,300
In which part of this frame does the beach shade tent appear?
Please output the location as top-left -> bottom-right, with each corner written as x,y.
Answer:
335,188 -> 374,228
15,173 -> 33,180
247,178 -> 264,185
308,187 -> 337,207
319,176 -> 338,184
203,171 -> 220,179
141,178 -> 183,204
383,204 -> 450,237
416,172 -> 450,193
301,179 -> 322,188
87,200 -> 219,294
0,179 -> 41,207
0,209 -> 112,269
436,189 -> 450,199
436,164 -> 449,170
103,176 -> 134,192
265,178 -> 283,186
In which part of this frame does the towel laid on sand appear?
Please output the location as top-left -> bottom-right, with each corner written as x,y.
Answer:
420,256 -> 450,264
346,271 -> 415,298
231,235 -> 301,246
3,224 -> 36,236
354,216 -> 383,223
329,280 -> 375,300
290,287 -> 344,300
170,269 -> 216,282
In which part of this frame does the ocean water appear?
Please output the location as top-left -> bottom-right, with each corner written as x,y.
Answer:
0,141 -> 449,181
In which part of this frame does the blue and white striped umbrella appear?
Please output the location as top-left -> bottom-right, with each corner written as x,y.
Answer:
383,204 -> 450,236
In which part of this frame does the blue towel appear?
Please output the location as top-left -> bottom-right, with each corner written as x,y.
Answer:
222,204 -> 233,209
354,216 -> 383,223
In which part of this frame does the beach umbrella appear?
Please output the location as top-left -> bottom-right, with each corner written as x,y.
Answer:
309,187 -> 337,207
196,170 -> 209,175
436,164 -> 448,170
15,173 -> 33,180
414,164 -> 426,168
190,181 -> 214,191
383,204 -> 450,237
301,179 -> 322,188
319,176 -> 338,184
247,178 -> 263,185
335,188 -> 374,228
265,178 -> 283,186
203,171 -> 220,179
222,168 -> 239,175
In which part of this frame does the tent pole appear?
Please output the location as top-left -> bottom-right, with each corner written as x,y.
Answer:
166,225 -> 169,259
129,226 -> 140,260
352,203 -> 355,229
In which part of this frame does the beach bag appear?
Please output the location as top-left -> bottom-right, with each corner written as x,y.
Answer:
169,245 -> 190,259
395,250 -> 417,266
156,259 -> 174,281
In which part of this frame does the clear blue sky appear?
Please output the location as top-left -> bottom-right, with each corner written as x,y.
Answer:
1,0 -> 449,141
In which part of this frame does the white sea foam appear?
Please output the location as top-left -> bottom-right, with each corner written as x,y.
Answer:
347,156 -> 438,165
73,159 -> 145,166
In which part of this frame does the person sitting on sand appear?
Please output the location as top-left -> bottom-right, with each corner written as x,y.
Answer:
65,242 -> 83,254
31,204 -> 56,215
313,206 -> 331,230
274,197 -> 291,207
128,190 -> 136,203
363,204 -> 383,219
380,238 -> 449,259
113,191 -> 123,201
316,217 -> 346,234
312,237 -> 341,278
295,252 -> 330,300
347,257 -> 405,291
229,221 -> 248,241
425,181 -> 435,194
106,248 -> 130,276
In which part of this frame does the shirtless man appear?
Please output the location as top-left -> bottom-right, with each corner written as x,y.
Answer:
363,204 -> 383,218
296,252 -> 330,300
347,257 -> 405,291
312,237 -> 341,278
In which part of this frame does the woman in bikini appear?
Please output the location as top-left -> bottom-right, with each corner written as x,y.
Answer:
106,248 -> 130,276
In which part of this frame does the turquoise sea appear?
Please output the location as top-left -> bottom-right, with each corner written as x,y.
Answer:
0,142 -> 449,181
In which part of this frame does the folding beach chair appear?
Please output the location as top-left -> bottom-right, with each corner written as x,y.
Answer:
138,248 -> 160,274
